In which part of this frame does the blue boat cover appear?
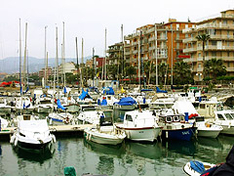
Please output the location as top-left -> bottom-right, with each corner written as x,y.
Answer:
64,87 -> 67,94
141,89 -> 153,92
57,99 -> 66,110
116,97 -> 137,106
101,98 -> 107,106
190,160 -> 205,174
103,87 -> 115,95
78,89 -> 91,100
156,86 -> 167,93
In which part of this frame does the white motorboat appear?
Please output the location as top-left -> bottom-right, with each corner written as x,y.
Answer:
115,110 -> 161,142
47,112 -> 75,125
77,105 -> 108,125
34,93 -> 54,113
193,117 -> 223,138
213,109 -> 234,135
10,119 -> 56,149
0,116 -> 8,128
84,125 -> 126,145
12,113 -> 39,127
14,96 -> 34,113
0,97 -> 12,114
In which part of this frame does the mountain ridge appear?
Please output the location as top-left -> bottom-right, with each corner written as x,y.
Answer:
0,56 -> 91,74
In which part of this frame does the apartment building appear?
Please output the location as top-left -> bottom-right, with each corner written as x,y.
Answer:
183,9 -> 234,81
107,42 -> 123,65
121,20 -> 195,76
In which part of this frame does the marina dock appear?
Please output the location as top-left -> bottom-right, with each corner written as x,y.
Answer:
0,124 -> 94,138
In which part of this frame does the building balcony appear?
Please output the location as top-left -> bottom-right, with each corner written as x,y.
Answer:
183,37 -> 197,43
210,34 -> 234,40
227,67 -> 234,72
197,45 -> 234,51
183,47 -> 197,53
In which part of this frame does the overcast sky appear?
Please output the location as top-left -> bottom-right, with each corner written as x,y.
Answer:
0,0 -> 233,61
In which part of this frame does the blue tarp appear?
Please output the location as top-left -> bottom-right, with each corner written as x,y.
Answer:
64,87 -> 67,94
57,99 -> 66,110
116,97 -> 137,106
156,86 -> 167,93
103,87 -> 115,95
141,89 -> 153,92
78,89 -> 91,100
101,99 -> 107,106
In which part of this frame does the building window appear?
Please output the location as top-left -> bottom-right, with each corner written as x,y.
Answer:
212,41 -> 216,46
185,24 -> 188,29
227,52 -> 230,57
198,53 -> 201,58
176,24 -> 180,30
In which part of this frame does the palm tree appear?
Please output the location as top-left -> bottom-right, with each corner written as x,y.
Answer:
204,58 -> 226,83
173,61 -> 193,85
196,33 -> 210,81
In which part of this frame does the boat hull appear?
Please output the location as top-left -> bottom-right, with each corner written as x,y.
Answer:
84,128 -> 126,145
116,126 -> 161,142
161,127 -> 196,141
220,125 -> 234,135
197,129 -> 221,138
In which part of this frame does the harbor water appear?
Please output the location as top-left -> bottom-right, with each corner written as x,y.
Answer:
0,110 -> 234,176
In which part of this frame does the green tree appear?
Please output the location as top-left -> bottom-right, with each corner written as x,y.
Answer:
204,58 -> 226,83
158,63 -> 168,85
173,61 -> 193,85
125,65 -> 136,83
106,64 -> 118,79
196,33 -> 210,81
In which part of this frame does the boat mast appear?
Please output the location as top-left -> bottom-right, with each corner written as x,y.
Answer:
104,28 -> 107,81
75,37 -> 79,89
19,18 -> 22,95
44,26 -> 47,88
155,24 -> 158,86
138,32 -> 140,90
171,24 -> 173,86
23,22 -> 28,89
81,38 -> 84,88
92,47 -> 95,87
62,22 -> 66,88
56,26 -> 59,88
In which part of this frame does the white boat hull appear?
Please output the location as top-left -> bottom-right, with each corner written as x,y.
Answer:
116,125 -> 161,142
197,129 -> 221,138
84,127 -> 126,145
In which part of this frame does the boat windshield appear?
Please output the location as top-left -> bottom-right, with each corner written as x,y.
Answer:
225,113 -> 234,120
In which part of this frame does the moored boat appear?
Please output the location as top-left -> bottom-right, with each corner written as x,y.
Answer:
115,110 -> 161,142
10,119 -> 56,149
84,125 -> 126,145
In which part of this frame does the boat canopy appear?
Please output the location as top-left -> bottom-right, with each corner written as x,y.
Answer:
79,89 -> 92,100
103,87 -> 115,95
57,99 -> 66,110
156,87 -> 167,93
116,97 -> 137,106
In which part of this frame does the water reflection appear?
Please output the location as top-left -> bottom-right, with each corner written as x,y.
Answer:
12,145 -> 54,164
125,141 -> 162,159
161,139 -> 196,156
83,139 -> 126,157
97,156 -> 114,176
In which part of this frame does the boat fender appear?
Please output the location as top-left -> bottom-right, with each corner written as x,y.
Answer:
10,135 -> 15,144
89,133 -> 92,141
38,139 -> 44,144
52,135 -> 56,143
64,117 -> 70,124
14,138 -> 18,146
181,125 -> 185,129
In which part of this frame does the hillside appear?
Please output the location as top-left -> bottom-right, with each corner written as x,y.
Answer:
0,56 -> 91,74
